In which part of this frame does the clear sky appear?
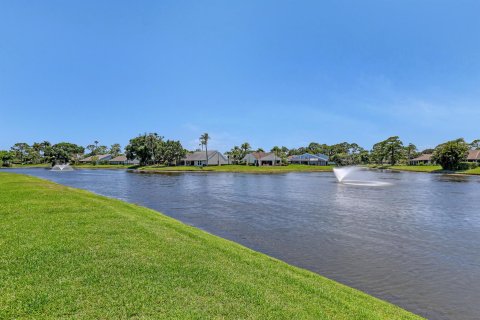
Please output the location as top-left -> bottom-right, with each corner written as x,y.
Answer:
1,0 -> 479,152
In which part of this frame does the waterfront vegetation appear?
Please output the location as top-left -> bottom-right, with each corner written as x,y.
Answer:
136,164 -> 334,173
0,172 -> 420,319
368,165 -> 443,173
1,135 -> 479,173
368,165 -> 480,175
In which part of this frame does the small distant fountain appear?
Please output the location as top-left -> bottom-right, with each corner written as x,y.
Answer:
333,166 -> 390,186
51,163 -> 74,171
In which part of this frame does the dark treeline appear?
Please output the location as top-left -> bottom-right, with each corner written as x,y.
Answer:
1,135 -> 479,169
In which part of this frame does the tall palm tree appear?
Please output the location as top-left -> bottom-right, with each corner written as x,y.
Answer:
240,142 -> 251,165
406,143 -> 417,165
199,133 -> 210,166
271,146 -> 281,166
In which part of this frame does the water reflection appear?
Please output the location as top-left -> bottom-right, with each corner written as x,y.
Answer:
2,168 -> 480,320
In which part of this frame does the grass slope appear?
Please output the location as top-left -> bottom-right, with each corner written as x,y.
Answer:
136,164 -> 333,173
0,173 -> 420,319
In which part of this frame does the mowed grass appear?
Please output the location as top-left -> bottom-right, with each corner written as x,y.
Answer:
458,167 -> 480,175
136,164 -> 333,173
369,165 -> 442,173
0,173 -> 421,319
7,164 -> 51,168
369,165 -> 480,175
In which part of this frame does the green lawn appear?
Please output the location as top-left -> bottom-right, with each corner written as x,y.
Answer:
7,164 -> 51,168
368,165 -> 442,173
0,172 -> 420,319
136,164 -> 334,173
459,167 -> 480,175
368,165 -> 480,175
3,164 -> 136,170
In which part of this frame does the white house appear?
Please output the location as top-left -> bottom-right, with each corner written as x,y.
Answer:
242,152 -> 284,166
242,152 -> 267,166
180,151 -> 228,166
409,154 -> 433,165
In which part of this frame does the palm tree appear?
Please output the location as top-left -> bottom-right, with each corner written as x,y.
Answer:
199,133 -> 210,166
271,146 -> 281,166
406,143 -> 417,165
240,142 -> 251,164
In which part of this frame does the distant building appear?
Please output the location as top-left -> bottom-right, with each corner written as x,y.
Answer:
409,154 -> 433,165
242,152 -> 285,166
467,150 -> 480,163
410,151 -> 480,165
288,153 -> 329,166
109,156 -> 140,165
180,151 -> 228,166
242,152 -> 267,166
79,154 -> 113,164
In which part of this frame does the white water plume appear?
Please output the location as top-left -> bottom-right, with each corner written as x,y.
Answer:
333,167 -> 391,187
51,164 -> 74,171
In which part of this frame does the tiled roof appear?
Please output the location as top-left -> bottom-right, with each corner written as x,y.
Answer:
468,150 -> 480,161
110,156 -> 127,162
249,152 -> 268,160
182,151 -> 222,161
411,154 -> 432,161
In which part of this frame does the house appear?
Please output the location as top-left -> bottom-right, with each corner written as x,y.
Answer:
409,154 -> 433,165
242,152 -> 267,166
79,154 -> 113,164
258,152 -> 282,166
109,155 -> 140,165
467,150 -> 480,163
180,151 -> 228,166
288,153 -> 329,166
241,152 -> 283,166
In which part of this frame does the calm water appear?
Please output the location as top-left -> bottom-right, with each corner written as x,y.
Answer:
3,168 -> 480,319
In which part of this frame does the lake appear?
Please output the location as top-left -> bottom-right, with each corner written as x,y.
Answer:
3,168 -> 480,319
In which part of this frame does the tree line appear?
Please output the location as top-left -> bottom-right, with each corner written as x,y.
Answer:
1,135 -> 479,169
225,136 -> 479,169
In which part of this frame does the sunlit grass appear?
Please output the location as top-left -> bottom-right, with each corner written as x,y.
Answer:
368,165 -> 442,173
0,172 -> 420,319
369,164 -> 480,175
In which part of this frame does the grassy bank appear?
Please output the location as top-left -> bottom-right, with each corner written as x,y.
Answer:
2,164 -> 136,170
0,172 -> 420,319
369,165 -> 480,175
368,165 -> 442,173
5,163 -> 51,168
135,164 -> 334,173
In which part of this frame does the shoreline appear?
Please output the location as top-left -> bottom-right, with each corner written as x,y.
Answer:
4,164 -> 480,176
367,166 -> 480,176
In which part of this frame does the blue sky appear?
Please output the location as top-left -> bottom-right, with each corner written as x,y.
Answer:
1,0 -> 479,152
